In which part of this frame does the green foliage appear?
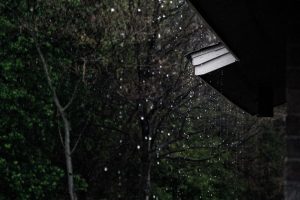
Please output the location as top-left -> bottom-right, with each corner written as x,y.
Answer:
0,4 -> 66,199
74,175 -> 88,192
152,148 -> 247,200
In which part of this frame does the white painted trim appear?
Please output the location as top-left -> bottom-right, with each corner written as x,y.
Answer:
192,46 -> 229,66
195,53 -> 236,75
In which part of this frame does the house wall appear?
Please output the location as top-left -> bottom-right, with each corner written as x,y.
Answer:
285,0 -> 300,199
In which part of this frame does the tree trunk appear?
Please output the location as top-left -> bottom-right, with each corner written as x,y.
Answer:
63,117 -> 77,200
35,44 -> 77,200
144,160 -> 151,200
142,156 -> 151,200
140,138 -> 152,200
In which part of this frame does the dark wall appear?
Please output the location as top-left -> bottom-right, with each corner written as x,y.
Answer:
285,0 -> 300,199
